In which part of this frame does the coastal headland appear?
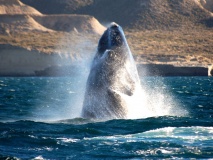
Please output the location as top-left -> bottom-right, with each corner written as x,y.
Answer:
0,0 -> 212,76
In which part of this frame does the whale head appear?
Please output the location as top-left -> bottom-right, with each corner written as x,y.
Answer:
96,22 -> 130,60
92,22 -> 138,79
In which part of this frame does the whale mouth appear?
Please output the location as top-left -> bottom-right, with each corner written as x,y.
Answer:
110,22 -> 119,28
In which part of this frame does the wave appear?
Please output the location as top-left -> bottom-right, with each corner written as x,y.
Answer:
1,116 -> 212,135
1,117 -> 212,159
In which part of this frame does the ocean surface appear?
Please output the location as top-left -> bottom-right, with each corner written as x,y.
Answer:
0,77 -> 212,159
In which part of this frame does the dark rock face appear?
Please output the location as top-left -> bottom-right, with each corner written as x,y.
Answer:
137,64 -> 208,77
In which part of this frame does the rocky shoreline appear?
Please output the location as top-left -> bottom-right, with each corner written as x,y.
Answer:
0,44 -> 212,77
35,64 -> 210,77
137,64 -> 209,77
0,64 -> 210,77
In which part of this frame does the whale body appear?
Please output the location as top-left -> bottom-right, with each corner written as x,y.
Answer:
81,22 -> 140,119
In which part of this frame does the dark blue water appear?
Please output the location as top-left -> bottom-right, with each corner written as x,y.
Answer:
0,77 -> 212,159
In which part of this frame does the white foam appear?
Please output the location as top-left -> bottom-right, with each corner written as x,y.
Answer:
83,126 -> 213,143
130,74 -> 190,119
33,155 -> 45,160
118,75 -> 188,119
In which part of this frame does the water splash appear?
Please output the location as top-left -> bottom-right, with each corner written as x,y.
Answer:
33,24 -> 187,121
124,77 -> 188,119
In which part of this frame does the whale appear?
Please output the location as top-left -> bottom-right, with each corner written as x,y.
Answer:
81,22 -> 141,119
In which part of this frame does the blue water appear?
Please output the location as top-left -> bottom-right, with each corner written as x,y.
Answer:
0,77 -> 213,159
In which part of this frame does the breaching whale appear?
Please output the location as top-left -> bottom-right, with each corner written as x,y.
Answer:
81,22 -> 141,119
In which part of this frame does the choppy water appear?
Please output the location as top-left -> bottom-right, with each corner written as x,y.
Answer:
0,77 -> 212,159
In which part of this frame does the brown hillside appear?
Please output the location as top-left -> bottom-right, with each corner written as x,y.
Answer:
0,0 -> 212,67
21,0 -> 213,30
0,0 -> 105,35
0,14 -> 105,35
33,15 -> 106,35
0,15 -> 53,34
21,0 -> 93,14
77,0 -> 213,30
0,0 -> 42,15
